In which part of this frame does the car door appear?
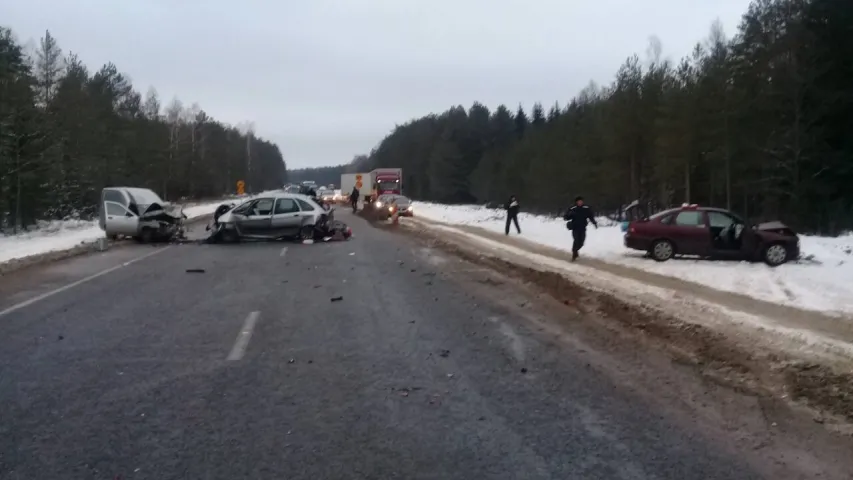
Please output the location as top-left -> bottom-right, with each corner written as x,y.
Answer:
237,198 -> 274,235
671,210 -> 710,256
270,197 -> 302,236
707,211 -> 741,257
104,201 -> 139,236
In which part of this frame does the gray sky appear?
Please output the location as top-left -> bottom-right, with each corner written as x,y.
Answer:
3,0 -> 751,169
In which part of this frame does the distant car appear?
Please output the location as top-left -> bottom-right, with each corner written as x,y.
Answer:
213,193 -> 331,242
374,194 -> 413,218
623,204 -> 800,266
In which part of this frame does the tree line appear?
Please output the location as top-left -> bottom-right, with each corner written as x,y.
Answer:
0,27 -> 287,232
292,0 -> 852,235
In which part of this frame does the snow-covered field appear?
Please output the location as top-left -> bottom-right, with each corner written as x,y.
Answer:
0,197 -> 251,265
412,202 -> 853,317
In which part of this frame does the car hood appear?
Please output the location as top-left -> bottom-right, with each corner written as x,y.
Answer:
139,202 -> 185,221
755,221 -> 796,236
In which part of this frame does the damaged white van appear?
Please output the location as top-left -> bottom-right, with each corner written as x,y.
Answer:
98,187 -> 187,242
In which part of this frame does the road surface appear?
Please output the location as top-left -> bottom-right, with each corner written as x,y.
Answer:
0,211 -> 842,479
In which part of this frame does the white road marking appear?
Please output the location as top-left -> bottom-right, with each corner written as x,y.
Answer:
280,247 -> 288,257
227,311 -> 260,361
0,246 -> 171,319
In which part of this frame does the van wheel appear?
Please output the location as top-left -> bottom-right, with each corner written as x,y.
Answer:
650,240 -> 675,262
107,234 -> 118,241
299,225 -> 314,241
137,228 -> 154,243
763,243 -> 788,267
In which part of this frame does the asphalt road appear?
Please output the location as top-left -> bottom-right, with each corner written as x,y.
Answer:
0,211 -> 765,479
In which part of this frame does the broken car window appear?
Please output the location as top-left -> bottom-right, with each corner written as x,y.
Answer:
252,198 -> 274,216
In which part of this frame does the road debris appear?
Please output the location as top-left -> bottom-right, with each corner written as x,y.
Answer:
520,368 -> 528,373
185,268 -> 205,273
439,349 -> 450,357
330,296 -> 343,302
288,358 -> 295,364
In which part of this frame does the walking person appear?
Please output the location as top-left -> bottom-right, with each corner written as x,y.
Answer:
563,195 -> 598,261
505,195 -> 521,235
350,186 -> 360,213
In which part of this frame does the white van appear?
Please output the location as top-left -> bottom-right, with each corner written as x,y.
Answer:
99,187 -> 185,242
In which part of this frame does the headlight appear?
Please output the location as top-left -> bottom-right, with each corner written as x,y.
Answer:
389,206 -> 394,212
375,201 -> 383,208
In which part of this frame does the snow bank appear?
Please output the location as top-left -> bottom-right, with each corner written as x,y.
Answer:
0,195 -> 260,265
412,202 -> 853,317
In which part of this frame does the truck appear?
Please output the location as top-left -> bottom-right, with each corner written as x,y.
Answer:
340,173 -> 373,204
369,168 -> 403,197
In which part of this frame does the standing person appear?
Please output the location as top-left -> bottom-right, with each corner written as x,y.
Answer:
563,195 -> 598,261
505,195 -> 521,235
350,186 -> 360,213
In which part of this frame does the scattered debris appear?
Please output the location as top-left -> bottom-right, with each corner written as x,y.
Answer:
330,296 -> 343,302
57,335 -> 64,341
349,252 -> 356,256
410,268 -> 417,273
399,391 -> 409,397
308,360 -> 313,364
439,349 -> 450,358
185,268 -> 205,273
446,373 -> 454,378
520,368 -> 528,374
288,358 -> 295,364
478,416 -> 486,421
313,285 -> 321,289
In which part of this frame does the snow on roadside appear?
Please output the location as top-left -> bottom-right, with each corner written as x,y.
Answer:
412,202 -> 853,317
0,193 -> 265,265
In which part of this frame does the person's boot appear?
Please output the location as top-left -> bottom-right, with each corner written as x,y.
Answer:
571,251 -> 578,261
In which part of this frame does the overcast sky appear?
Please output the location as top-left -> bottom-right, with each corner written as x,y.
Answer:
3,0 -> 751,169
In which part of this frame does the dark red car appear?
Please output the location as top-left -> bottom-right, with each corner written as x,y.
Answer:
623,205 -> 800,266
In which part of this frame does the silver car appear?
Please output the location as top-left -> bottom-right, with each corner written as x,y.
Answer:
214,193 -> 330,242
99,186 -> 185,242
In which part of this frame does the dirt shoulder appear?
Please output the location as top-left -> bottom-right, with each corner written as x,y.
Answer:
397,216 -> 853,430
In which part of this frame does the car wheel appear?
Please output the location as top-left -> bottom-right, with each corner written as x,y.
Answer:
299,225 -> 314,241
220,228 -> 239,243
137,228 -> 154,243
763,243 -> 788,267
650,240 -> 675,262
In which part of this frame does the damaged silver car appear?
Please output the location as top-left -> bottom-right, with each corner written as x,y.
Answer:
99,187 -> 186,242
206,193 -> 352,243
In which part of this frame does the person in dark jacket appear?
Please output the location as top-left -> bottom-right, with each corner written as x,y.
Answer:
563,195 -> 598,260
350,186 -> 360,213
505,195 -> 521,235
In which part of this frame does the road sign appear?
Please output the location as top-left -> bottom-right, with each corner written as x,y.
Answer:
236,180 -> 245,195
